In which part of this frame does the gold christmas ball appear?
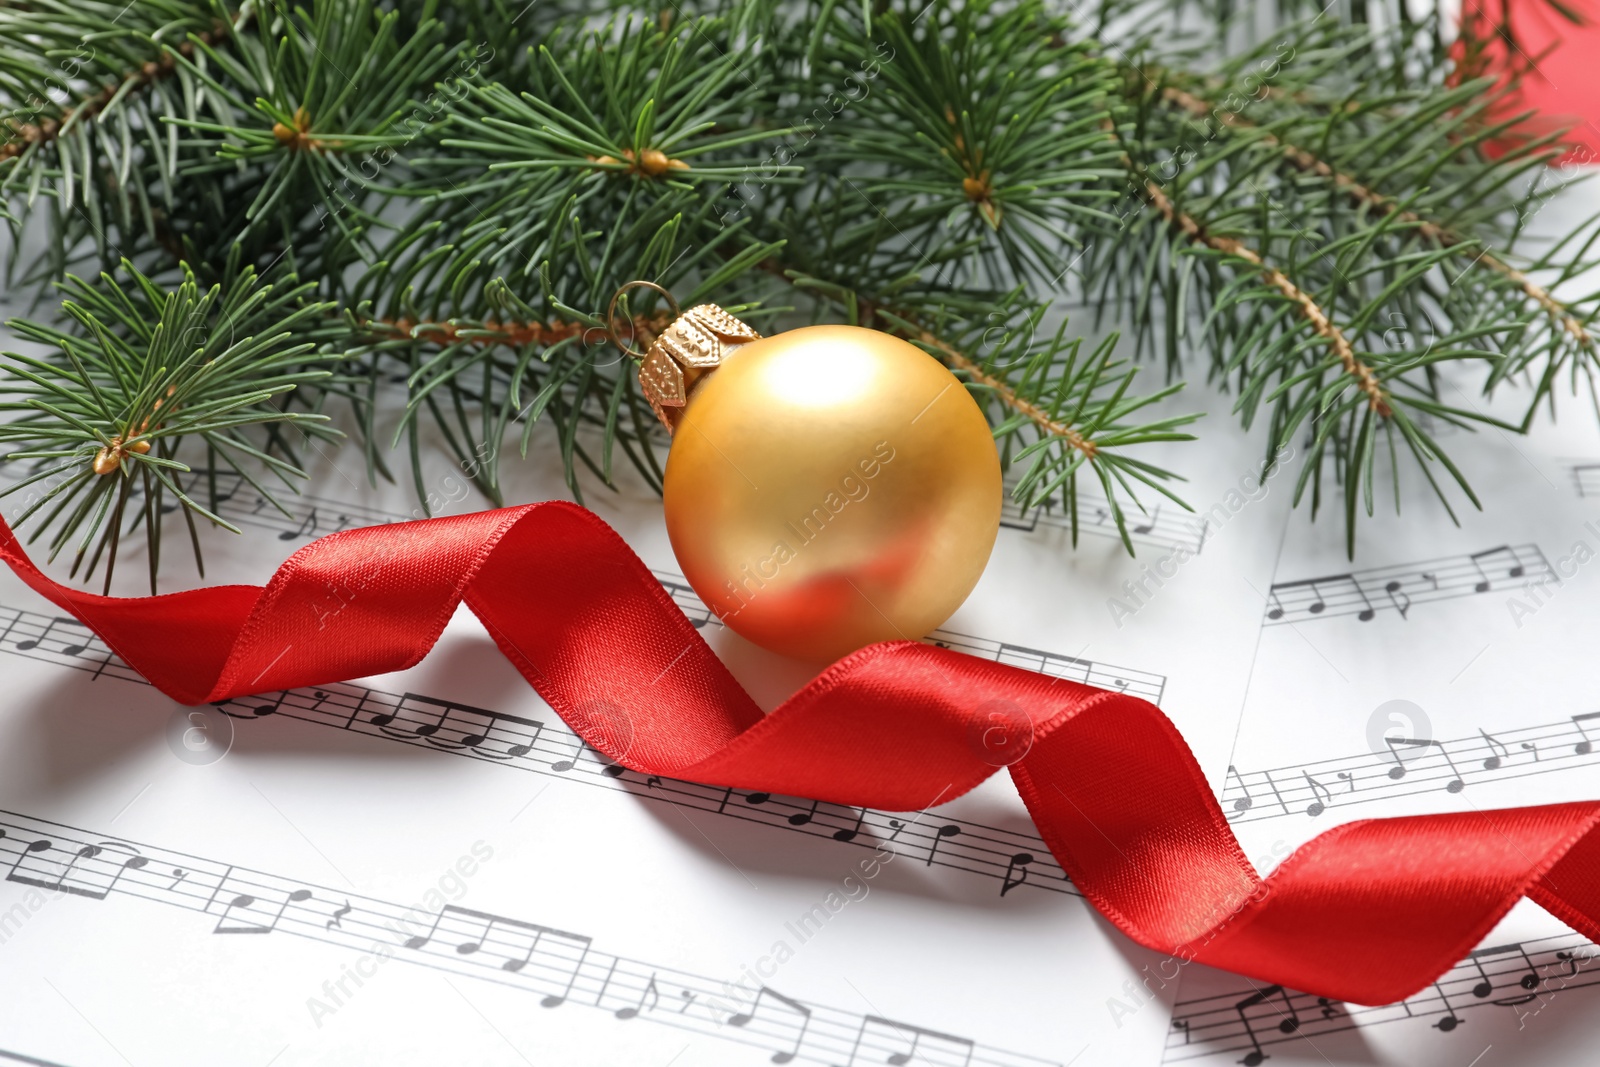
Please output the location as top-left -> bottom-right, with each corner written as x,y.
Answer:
660,322 -> 1001,662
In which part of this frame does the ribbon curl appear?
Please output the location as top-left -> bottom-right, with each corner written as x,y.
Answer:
3,501 -> 1597,1006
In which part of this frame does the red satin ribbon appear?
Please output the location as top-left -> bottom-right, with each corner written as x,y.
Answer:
3,501 -> 1598,1006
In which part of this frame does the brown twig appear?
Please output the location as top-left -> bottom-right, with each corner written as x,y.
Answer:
1159,83 -> 1593,348
917,329 -> 1100,458
1,17 -> 240,161
1140,177 -> 1392,416
368,312 -> 672,350
1103,109 -> 1392,416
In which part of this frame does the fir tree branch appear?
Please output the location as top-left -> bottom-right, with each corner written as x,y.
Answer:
6,0 -> 1599,578
1155,82 -> 1595,352
0,257 -> 337,591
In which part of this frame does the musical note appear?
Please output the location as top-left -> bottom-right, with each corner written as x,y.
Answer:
1467,950 -> 1496,997
1001,852 -> 1033,896
832,808 -> 868,843
393,693 -> 496,749
729,987 -> 812,1064
1290,576 -> 1333,614
1354,582 -> 1376,621
1384,578 -> 1411,619
1264,546 -> 1552,625
6,839 -> 66,887
787,799 -> 820,827
1432,981 -> 1464,1030
277,508 -> 320,540
213,887 -> 313,934
402,906 -> 474,951
837,1015 -> 973,1067
401,906 -> 591,1004
235,692 -> 288,718
14,615 -> 87,654
409,697 -> 483,748
1301,772 -> 1332,817
1466,943 -> 1543,1005
541,930 -> 592,1006
1554,949 -> 1599,980
614,973 -> 659,1020
1383,737 -> 1464,792
1131,504 -> 1160,535
0,591 -> 1160,902
1225,765 -> 1255,812
47,844 -> 102,893
1469,545 -> 1524,592
746,792 -> 772,806
0,803 -> 1063,1067
1171,934 -> 1600,1052
1265,574 -> 1367,621
1478,729 -> 1510,770
1234,984 -> 1299,1065
1573,711 -> 1600,755
4,838 -> 146,899
503,720 -> 546,759
549,737 -> 588,773
1228,707 -> 1600,826
926,823 -> 962,866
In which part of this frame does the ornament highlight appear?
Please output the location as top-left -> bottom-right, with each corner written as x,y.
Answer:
627,293 -> 1002,661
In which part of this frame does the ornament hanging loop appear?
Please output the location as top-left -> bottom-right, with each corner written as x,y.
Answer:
611,283 -> 762,432
606,280 -> 681,361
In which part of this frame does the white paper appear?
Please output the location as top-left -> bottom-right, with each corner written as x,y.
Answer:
1,174 -> 1597,1067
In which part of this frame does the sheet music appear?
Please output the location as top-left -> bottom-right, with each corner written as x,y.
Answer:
4,182 -> 1598,1067
0,343 -> 1297,1067
1175,177 -> 1600,1064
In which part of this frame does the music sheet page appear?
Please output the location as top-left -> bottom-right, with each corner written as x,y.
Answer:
0,170 -> 1596,1067
1168,186 -> 1600,1067
0,354 -> 1287,1067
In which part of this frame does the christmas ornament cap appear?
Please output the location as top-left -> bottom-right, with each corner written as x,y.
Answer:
609,281 -> 762,432
621,285 -> 1002,663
